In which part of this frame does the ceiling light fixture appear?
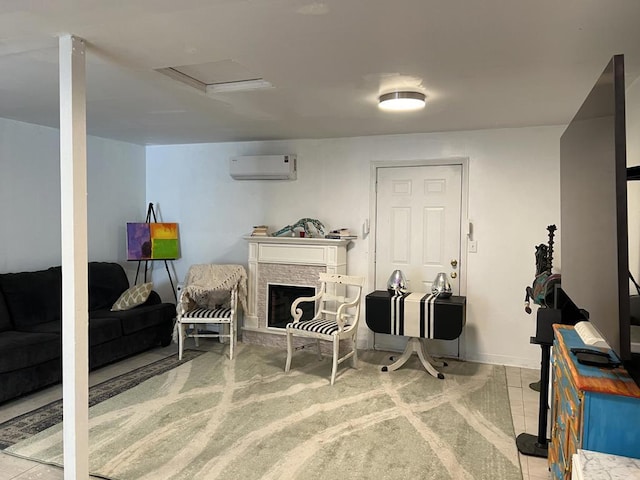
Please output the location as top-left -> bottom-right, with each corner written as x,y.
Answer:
378,91 -> 426,111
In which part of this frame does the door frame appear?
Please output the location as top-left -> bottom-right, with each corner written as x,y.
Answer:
366,157 -> 470,350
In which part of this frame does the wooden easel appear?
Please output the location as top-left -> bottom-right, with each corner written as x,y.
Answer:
134,202 -> 177,301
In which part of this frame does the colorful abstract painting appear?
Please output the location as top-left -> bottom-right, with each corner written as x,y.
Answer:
126,222 -> 179,260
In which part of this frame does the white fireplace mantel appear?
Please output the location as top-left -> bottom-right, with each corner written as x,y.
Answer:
243,235 -> 351,247
243,236 -> 351,335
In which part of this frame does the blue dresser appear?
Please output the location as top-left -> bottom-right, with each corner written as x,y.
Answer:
549,325 -> 640,480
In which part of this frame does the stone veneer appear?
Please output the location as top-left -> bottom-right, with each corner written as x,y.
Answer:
243,261 -> 354,355
243,263 -> 325,350
256,263 -> 324,329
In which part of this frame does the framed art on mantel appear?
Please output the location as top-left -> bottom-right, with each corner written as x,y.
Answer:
126,222 -> 180,261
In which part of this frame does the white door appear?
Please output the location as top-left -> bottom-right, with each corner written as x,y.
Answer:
374,164 -> 463,355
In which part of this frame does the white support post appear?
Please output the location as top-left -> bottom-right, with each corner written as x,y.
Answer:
59,34 -> 89,480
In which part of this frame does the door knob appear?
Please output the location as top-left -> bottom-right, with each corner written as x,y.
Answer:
450,272 -> 457,279
451,259 -> 458,268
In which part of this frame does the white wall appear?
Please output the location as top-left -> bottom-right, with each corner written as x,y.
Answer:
86,135 -> 148,281
0,118 -> 147,281
0,74 -> 635,369
147,125 -> 562,368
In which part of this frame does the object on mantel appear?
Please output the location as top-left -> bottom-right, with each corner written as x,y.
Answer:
251,225 -> 269,236
325,228 -> 357,240
272,218 -> 326,238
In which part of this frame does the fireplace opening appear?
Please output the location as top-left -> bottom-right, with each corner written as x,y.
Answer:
268,284 -> 315,328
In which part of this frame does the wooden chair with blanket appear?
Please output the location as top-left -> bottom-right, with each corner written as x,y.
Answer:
176,264 -> 247,360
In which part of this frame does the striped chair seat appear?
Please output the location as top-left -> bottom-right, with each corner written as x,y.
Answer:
284,273 -> 365,385
287,319 -> 350,335
183,307 -> 232,319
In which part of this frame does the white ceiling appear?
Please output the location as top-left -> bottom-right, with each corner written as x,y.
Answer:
1,0 -> 640,146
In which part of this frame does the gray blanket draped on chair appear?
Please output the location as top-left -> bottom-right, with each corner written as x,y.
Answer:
177,264 -> 248,315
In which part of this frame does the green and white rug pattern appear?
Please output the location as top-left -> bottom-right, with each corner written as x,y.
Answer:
6,343 -> 522,480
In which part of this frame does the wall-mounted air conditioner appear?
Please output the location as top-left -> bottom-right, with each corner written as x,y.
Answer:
229,155 -> 297,180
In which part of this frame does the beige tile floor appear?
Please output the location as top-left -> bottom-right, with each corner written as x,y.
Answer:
506,365 -> 553,480
0,347 -> 550,479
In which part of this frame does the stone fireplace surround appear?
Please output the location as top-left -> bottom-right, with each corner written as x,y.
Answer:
242,236 -> 351,349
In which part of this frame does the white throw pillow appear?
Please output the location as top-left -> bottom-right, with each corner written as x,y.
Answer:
111,282 -> 153,311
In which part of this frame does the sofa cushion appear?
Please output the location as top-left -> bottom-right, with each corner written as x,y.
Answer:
88,317 -> 123,346
0,331 -> 61,373
0,268 -> 61,330
111,283 -> 153,311
121,306 -> 173,335
0,290 -> 12,333
92,303 -> 174,336
19,321 -> 60,335
23,317 -> 123,347
88,262 -> 130,311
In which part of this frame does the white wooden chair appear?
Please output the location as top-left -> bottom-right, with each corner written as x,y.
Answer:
284,273 -> 365,385
176,264 -> 246,360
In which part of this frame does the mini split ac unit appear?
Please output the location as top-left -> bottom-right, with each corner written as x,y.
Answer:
229,155 -> 297,180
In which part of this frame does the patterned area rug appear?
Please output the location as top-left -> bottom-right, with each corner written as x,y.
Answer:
0,349 -> 205,449
5,343 -> 522,480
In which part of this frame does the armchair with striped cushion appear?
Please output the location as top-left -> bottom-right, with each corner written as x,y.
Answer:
284,273 -> 365,385
176,264 -> 246,360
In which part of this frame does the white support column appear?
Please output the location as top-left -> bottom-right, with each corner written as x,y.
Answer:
59,34 -> 89,480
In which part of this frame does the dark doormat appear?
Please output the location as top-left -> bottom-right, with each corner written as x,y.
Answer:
0,349 -> 205,449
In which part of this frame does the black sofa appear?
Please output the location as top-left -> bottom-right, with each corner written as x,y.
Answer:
0,262 -> 175,404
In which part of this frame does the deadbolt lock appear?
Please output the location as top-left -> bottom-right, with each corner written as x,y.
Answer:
450,272 -> 458,279
451,259 -> 458,268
